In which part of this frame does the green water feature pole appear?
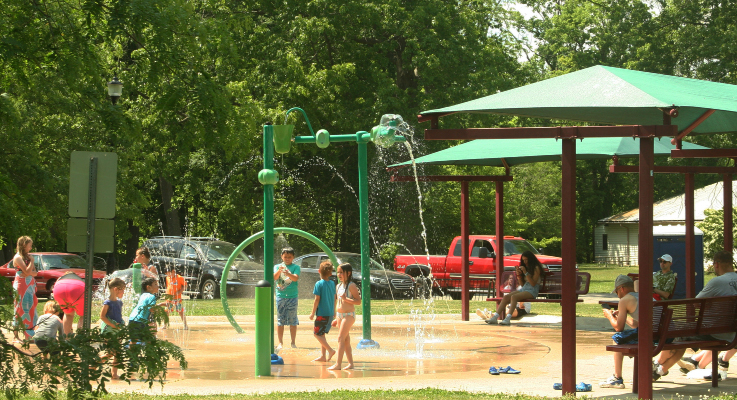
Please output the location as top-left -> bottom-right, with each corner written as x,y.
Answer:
261,123 -> 276,353
257,108 -> 405,349
254,280 -> 272,376
131,263 -> 142,294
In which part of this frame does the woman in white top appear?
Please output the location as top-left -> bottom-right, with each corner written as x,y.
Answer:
327,263 -> 361,371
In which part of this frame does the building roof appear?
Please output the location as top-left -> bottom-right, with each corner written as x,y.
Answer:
599,180 -> 737,223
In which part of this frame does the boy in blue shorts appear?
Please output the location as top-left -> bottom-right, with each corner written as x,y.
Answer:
273,247 -> 300,352
309,260 -> 336,362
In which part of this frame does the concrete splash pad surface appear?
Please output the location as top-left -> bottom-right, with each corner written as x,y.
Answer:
107,314 -> 737,398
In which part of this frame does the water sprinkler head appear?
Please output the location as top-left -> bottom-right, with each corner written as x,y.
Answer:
315,129 -> 330,148
258,169 -> 279,185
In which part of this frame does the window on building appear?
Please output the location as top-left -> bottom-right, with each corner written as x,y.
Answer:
603,234 -> 608,251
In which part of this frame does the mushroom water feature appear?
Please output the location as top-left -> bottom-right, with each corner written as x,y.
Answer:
221,109 -> 410,376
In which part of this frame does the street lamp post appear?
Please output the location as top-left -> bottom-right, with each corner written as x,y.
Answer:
107,76 -> 123,105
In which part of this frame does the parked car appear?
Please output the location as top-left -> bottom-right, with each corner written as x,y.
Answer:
293,252 -> 417,300
0,252 -> 107,298
142,236 -> 259,299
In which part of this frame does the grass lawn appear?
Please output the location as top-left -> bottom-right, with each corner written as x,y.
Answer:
27,263 -> 717,322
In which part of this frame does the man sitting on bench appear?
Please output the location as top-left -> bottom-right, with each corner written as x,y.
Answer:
600,275 -> 639,389
653,250 -> 737,380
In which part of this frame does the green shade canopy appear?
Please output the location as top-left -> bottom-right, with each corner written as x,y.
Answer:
390,137 -> 709,168
421,66 -> 737,134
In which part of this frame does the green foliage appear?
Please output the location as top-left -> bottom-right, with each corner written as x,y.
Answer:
697,208 -> 737,260
0,278 -> 185,400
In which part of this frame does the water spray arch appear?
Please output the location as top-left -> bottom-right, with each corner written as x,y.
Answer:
220,227 -> 339,334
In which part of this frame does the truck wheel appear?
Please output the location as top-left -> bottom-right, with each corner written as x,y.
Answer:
449,292 -> 462,300
48,280 -> 57,300
199,278 -> 219,300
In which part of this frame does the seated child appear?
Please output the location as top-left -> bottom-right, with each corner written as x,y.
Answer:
33,300 -> 63,353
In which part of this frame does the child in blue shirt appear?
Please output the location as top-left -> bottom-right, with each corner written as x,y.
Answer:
128,277 -> 163,342
309,260 -> 336,362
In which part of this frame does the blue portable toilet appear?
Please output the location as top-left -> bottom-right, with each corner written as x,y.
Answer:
651,225 -> 704,299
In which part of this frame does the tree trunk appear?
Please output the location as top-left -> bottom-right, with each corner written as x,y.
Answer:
125,220 -> 140,267
160,176 -> 182,236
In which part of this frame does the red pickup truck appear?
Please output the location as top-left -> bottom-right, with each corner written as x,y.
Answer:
393,235 -> 565,299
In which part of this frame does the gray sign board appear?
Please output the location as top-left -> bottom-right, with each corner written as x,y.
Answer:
68,151 -> 117,219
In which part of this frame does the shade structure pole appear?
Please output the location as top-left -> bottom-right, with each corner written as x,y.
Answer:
460,181 -> 470,321
638,137 -> 655,399
724,175 -> 733,252
495,181 -> 504,297
685,173 -> 696,298
560,138 -> 577,395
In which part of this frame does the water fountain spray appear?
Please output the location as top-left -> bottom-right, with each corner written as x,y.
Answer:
255,108 -> 408,360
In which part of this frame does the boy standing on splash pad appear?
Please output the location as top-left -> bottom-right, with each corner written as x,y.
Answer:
164,265 -> 188,330
309,260 -> 336,362
273,247 -> 300,352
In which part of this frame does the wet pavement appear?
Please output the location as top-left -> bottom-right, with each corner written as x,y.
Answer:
105,312 -> 737,399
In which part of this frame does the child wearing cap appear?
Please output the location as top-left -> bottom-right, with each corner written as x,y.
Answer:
652,254 -> 677,300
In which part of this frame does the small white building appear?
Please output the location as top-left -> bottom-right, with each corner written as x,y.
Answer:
595,180 -> 737,265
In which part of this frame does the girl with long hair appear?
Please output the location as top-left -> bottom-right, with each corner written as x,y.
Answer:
487,250 -> 544,326
327,263 -> 361,370
12,236 -> 38,340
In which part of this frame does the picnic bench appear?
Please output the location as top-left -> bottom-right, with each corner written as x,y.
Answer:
485,270 -> 591,304
605,295 -> 737,392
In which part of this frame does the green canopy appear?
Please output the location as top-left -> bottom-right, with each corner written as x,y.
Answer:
421,66 -> 737,134
390,137 -> 709,168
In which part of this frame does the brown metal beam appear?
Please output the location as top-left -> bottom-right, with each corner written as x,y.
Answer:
671,149 -> 737,158
424,125 -> 678,140
671,109 -> 716,145
460,181 -> 470,321
417,112 -> 454,124
638,137 -> 655,399
609,165 -> 737,174
390,175 -> 513,182
561,138 -> 577,394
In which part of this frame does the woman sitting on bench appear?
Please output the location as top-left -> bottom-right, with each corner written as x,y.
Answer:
486,251 -> 543,326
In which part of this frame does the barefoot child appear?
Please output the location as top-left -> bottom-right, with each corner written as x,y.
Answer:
164,266 -> 188,330
100,277 -> 126,379
328,263 -> 361,371
273,247 -> 300,352
309,260 -> 336,362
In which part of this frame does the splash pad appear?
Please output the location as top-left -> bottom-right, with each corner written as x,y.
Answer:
241,108 -> 410,375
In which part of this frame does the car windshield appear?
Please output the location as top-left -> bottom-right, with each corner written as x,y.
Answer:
494,240 -> 539,257
200,242 -> 250,261
43,255 -> 96,270
339,254 -> 385,271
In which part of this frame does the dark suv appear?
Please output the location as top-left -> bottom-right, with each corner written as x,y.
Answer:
142,236 -> 257,299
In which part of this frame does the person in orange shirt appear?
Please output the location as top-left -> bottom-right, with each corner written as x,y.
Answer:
164,265 -> 188,330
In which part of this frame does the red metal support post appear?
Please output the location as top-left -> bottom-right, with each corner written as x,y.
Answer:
725,175 -> 733,252
638,137 -> 655,399
561,138 -> 577,395
461,181 -> 470,321
685,173 -> 696,298
495,181 -> 504,297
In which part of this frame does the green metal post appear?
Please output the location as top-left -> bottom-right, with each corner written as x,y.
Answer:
131,263 -> 142,294
255,280 -> 272,376
357,132 -> 372,341
263,123 -> 275,353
